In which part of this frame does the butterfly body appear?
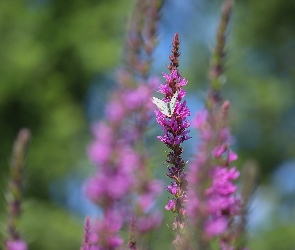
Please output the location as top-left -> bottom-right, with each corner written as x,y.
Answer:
151,91 -> 178,117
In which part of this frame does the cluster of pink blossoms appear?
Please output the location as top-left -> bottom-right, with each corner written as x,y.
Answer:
84,76 -> 163,249
153,67 -> 191,239
5,240 -> 27,250
187,101 -> 241,249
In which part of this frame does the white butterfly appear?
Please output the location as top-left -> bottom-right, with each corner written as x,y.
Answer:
151,91 -> 179,117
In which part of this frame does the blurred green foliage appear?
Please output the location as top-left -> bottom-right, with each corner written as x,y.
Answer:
21,201 -> 82,250
228,0 -> 295,178
248,224 -> 295,250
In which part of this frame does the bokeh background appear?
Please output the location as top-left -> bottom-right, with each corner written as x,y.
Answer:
1,0 -> 295,249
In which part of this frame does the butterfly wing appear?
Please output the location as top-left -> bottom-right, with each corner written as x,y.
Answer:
169,91 -> 179,115
151,97 -> 170,116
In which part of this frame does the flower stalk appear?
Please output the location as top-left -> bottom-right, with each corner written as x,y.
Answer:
4,128 -> 31,250
80,217 -> 94,250
84,0 -> 164,249
152,33 -> 191,248
186,1 -> 241,249
209,0 -> 234,94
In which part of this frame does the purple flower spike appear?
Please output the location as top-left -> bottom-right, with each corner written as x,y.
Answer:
187,100 -> 241,248
80,217 -> 99,250
151,33 -> 191,244
5,129 -> 30,250
84,74 -> 164,249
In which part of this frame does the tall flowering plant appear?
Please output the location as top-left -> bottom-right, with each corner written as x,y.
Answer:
185,1 -> 244,249
187,101 -> 240,249
84,78 -> 163,250
4,129 -> 30,250
82,0 -> 164,249
151,33 -> 191,248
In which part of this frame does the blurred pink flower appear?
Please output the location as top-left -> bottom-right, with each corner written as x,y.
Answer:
6,240 -> 27,250
192,109 -> 208,128
205,217 -> 227,236
187,102 -> 241,248
87,140 -> 111,165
